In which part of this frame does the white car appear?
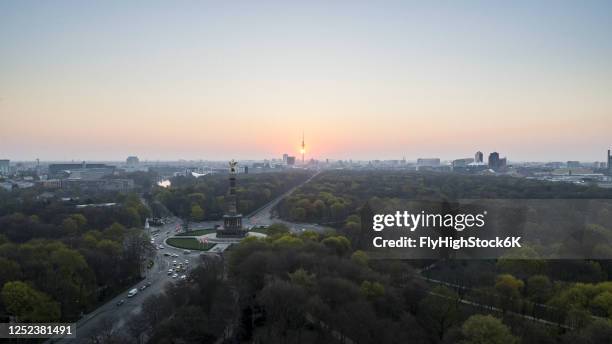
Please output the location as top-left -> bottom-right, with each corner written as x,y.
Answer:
172,273 -> 178,278
180,275 -> 187,280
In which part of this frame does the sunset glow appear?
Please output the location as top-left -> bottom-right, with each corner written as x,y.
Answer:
2,1 -> 611,161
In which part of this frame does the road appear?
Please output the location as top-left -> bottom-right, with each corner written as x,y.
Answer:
245,170 -> 324,232
47,219 -> 201,343
48,170 -> 322,343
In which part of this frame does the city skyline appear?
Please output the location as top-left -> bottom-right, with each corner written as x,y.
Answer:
2,1 -> 612,161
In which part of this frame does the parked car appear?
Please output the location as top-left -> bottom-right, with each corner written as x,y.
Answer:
172,273 -> 178,278
140,285 -> 147,291
127,288 -> 138,297
116,299 -> 125,306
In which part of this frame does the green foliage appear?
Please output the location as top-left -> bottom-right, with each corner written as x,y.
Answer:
351,250 -> 369,267
266,223 -> 290,237
461,314 -> 518,344
0,191 -> 153,322
360,280 -> 385,299
154,171 -> 312,219
190,204 -> 205,221
321,236 -> 351,256
419,286 -> 461,340
2,281 -> 61,322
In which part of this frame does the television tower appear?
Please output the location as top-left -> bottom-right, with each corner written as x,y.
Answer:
301,132 -> 305,164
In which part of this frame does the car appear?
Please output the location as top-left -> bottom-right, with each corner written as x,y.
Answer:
183,250 -> 191,254
172,253 -> 179,257
140,285 -> 147,291
158,245 -> 164,249
146,281 -> 152,287
184,259 -> 189,264
163,253 -> 171,256
172,260 -> 177,264
172,273 -> 178,278
167,271 -> 173,276
116,299 -> 125,306
127,288 -> 138,297
180,275 -> 187,280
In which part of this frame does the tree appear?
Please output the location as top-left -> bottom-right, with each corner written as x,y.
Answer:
0,257 -> 22,287
494,274 -> 524,313
288,268 -> 316,291
419,286 -> 460,340
1,281 -> 60,322
526,275 -> 552,303
257,280 -> 307,343
190,204 -> 205,221
267,223 -> 290,237
351,250 -> 369,267
62,217 -> 78,236
322,236 -> 351,256
461,314 -> 518,344
361,280 -> 385,299
592,291 -> 612,317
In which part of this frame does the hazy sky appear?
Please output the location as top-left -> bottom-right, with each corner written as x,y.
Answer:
1,1 -> 611,161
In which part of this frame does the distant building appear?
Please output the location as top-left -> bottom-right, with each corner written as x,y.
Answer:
608,149 -> 612,176
488,152 -> 507,171
417,158 -> 440,167
282,154 -> 288,164
452,158 -> 475,168
286,156 -> 296,166
567,161 -> 581,169
126,156 -> 140,165
48,162 -> 115,179
475,151 -> 484,163
0,160 -> 9,176
243,166 -> 248,174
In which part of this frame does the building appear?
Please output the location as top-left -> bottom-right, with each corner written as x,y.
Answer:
452,158 -> 475,168
286,156 -> 296,166
608,150 -> 612,176
48,162 -> 115,178
126,156 -> 140,165
488,152 -> 507,171
417,158 -> 441,167
475,151 -> 484,163
282,154 -> 288,164
0,160 -> 9,176
567,161 -> 581,169
217,160 -> 247,238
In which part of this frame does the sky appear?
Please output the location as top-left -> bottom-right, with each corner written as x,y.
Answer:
1,1 -> 611,162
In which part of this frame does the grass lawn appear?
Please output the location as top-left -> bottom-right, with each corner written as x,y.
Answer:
176,229 -> 216,236
249,226 -> 269,235
166,237 -> 215,251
